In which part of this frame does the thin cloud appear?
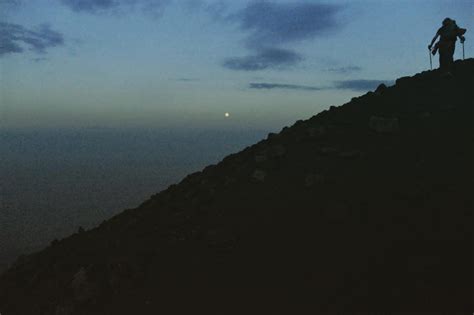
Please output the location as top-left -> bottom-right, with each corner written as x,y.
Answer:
326,65 -> 362,74
232,1 -> 343,49
60,0 -> 171,16
60,0 -> 116,12
203,0 -> 229,21
0,0 -> 22,9
0,22 -> 64,56
248,79 -> 390,92
176,78 -> 198,82
221,1 -> 344,72
223,48 -> 302,71
249,82 -> 324,91
179,0 -> 229,20
334,80 -> 391,91
32,57 -> 48,62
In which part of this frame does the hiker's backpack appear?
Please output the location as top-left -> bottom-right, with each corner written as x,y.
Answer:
439,21 -> 466,42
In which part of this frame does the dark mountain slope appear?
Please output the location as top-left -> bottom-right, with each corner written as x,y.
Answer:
1,59 -> 473,314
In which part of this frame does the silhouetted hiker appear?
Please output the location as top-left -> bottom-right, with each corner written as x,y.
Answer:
429,18 -> 466,75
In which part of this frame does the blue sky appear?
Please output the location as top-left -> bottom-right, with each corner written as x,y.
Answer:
1,0 -> 472,130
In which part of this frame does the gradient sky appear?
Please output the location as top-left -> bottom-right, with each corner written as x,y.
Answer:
1,0 -> 472,130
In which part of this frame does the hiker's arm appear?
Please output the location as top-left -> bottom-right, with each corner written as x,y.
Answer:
458,29 -> 466,43
456,26 -> 466,43
429,33 -> 439,49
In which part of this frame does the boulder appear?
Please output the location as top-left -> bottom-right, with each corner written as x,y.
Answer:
55,304 -> 73,315
369,116 -> 399,133
70,267 -> 99,302
267,132 -> 278,140
338,150 -> 364,159
254,153 -> 267,163
269,144 -> 286,158
223,176 -> 236,187
420,112 -> 431,119
375,83 -> 388,95
252,169 -> 266,182
307,126 -> 327,138
395,76 -> 411,86
304,173 -> 325,187
317,147 -> 338,156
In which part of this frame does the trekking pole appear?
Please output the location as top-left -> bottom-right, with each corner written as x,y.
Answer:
429,48 -> 432,70
462,41 -> 465,60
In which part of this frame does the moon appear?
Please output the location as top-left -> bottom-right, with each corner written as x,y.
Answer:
224,112 -> 230,118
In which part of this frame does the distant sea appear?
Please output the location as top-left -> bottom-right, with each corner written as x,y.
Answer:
0,127 -> 268,272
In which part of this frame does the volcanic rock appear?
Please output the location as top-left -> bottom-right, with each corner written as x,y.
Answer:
1,59 -> 473,315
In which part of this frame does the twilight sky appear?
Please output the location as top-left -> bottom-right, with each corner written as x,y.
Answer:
1,0 -> 472,130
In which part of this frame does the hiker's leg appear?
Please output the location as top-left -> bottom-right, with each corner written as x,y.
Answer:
447,43 -> 455,72
439,51 -> 446,71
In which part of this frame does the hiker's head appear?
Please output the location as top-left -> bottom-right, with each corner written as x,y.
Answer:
442,18 -> 453,26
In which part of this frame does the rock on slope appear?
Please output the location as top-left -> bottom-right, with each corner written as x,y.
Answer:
1,60 -> 473,314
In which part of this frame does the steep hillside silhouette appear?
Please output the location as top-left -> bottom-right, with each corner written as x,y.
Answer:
1,59 -> 473,314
